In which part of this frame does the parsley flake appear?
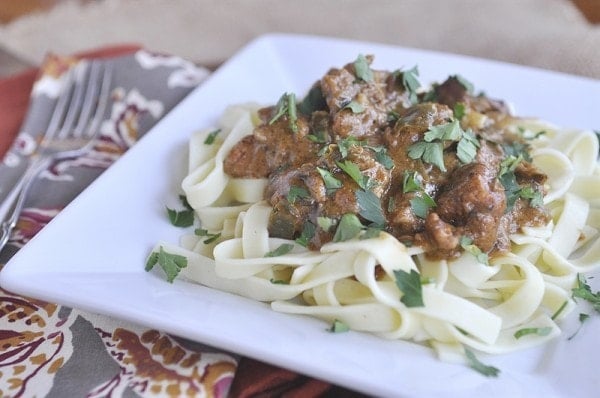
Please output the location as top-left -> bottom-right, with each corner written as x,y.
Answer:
203,129 -> 221,145
572,274 -> 600,313
459,236 -> 489,265
409,193 -> 436,219
145,246 -> 188,283
394,269 -> 424,307
194,228 -> 221,244
317,167 -> 343,193
399,66 -> 421,104
337,160 -> 372,190
166,195 -> 194,227
343,100 -> 365,114
287,186 -> 311,203
333,214 -> 364,242
295,221 -> 316,247
356,189 -> 386,227
465,349 -> 500,377
265,243 -> 294,257
269,92 -> 299,133
354,54 -> 374,83
514,327 -> 552,339
329,319 -> 351,333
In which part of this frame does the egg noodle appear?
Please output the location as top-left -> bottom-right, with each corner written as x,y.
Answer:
149,99 -> 600,364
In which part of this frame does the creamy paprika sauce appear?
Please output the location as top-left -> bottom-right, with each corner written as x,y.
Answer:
223,55 -> 549,260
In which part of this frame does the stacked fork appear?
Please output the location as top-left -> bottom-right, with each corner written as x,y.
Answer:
0,60 -> 112,250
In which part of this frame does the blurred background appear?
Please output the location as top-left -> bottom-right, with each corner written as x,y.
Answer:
0,0 -> 599,78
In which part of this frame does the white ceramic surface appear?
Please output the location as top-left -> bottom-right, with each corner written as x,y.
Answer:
2,34 -> 599,397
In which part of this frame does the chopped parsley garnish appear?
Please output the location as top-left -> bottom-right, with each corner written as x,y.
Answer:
409,194 -> 436,219
408,120 -> 478,171
465,349 -> 500,377
166,195 -> 195,227
295,221 -> 316,247
572,274 -> 600,313
265,243 -> 294,257
270,278 -> 289,285
145,246 -> 188,283
498,155 -> 543,211
203,129 -> 221,145
287,186 -> 311,203
342,100 -> 365,114
402,170 -> 436,219
399,65 -> 421,104
317,167 -> 343,193
568,313 -> 591,341
337,136 -> 361,158
459,236 -> 489,265
269,92 -> 298,133
329,319 -> 351,333
356,189 -> 386,227
513,327 -> 552,339
551,300 -> 569,320
317,216 -> 336,232
337,160 -> 372,190
394,268 -> 424,307
194,228 -> 221,244
502,141 -> 532,162
333,214 -> 364,242
453,102 -> 466,120
402,170 -> 422,193
354,54 -> 374,83
370,146 -> 395,170
454,74 -> 475,94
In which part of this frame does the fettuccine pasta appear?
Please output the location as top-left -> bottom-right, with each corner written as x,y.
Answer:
148,58 -> 600,367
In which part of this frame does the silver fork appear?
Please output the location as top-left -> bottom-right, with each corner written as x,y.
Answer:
0,60 -> 113,251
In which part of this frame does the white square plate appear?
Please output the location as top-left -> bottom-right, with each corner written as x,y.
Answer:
2,34 -> 599,397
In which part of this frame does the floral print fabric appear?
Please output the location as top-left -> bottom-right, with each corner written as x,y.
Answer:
0,50 -> 239,398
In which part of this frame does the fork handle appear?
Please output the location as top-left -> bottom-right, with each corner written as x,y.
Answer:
0,157 -> 51,251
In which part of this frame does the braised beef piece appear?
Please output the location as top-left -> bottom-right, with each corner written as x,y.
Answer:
222,56 -> 550,260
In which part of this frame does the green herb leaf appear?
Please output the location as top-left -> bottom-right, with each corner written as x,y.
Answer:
409,192 -> 436,219
402,170 -> 422,193
551,300 -> 569,320
457,129 -> 480,164
459,236 -> 489,265
270,278 -> 289,285
572,274 -> 600,313
568,312 -> 591,340
343,100 -> 365,114
394,269 -> 424,307
287,186 -> 311,203
166,195 -> 194,227
269,92 -> 298,133
203,129 -> 222,145
502,141 -> 532,162
329,319 -> 351,333
145,246 -> 188,283
454,74 -> 475,94
465,349 -> 500,377
407,141 -> 446,171
333,213 -> 364,242
317,167 -> 343,193
424,120 -> 462,142
194,228 -> 221,244
354,54 -> 374,83
514,327 -> 552,339
356,189 -> 386,227
370,146 -> 395,170
400,66 -> 421,104
337,160 -> 371,190
453,102 -> 466,120
361,227 -> 382,240
519,186 -> 544,208
337,137 -> 361,158
265,243 -> 295,257
295,221 -> 316,247
317,216 -> 336,232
